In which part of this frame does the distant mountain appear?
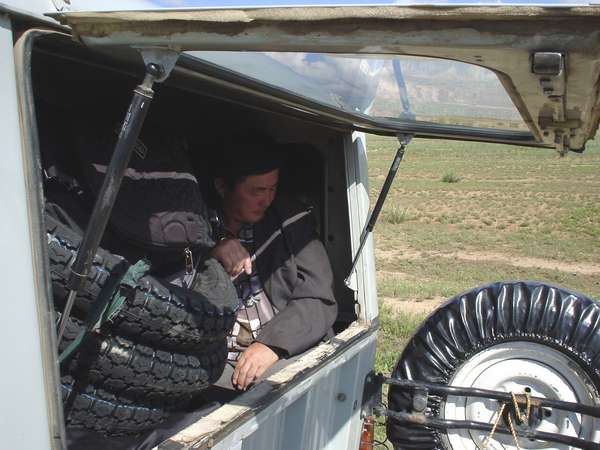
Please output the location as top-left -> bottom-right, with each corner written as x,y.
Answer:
370,59 -> 524,128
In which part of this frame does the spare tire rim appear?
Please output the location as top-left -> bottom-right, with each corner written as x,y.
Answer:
443,341 -> 600,450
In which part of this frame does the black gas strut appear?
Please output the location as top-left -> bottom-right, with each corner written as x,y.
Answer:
345,133 -> 412,287
56,63 -> 164,344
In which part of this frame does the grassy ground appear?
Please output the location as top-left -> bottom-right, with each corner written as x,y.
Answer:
369,136 -> 600,441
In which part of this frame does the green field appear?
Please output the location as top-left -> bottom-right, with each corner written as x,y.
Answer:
369,136 -> 600,438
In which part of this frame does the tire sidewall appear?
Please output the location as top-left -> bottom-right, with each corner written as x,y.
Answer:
387,281 -> 600,449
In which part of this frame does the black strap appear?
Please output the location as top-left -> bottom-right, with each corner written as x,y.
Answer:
58,260 -> 150,363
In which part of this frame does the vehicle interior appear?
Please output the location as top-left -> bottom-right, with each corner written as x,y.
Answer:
33,33 -> 358,323
28,31 -> 363,445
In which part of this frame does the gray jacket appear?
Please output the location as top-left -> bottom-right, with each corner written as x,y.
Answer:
253,197 -> 337,357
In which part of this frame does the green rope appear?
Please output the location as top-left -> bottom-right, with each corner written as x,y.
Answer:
58,260 -> 150,363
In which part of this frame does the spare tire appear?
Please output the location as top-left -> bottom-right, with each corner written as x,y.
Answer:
387,281 -> 600,450
61,375 -> 170,437
60,316 -> 227,404
46,212 -> 238,351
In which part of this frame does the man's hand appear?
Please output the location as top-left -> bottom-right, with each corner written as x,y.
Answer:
232,342 -> 279,391
210,238 -> 252,277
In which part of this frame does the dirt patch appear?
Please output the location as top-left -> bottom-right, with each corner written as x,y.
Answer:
375,248 -> 407,260
378,245 -> 600,275
448,251 -> 600,275
377,270 -> 412,280
382,296 -> 445,315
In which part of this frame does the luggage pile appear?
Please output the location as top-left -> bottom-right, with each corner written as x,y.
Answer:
43,125 -> 238,436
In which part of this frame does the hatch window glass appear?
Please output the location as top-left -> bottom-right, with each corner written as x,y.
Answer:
187,51 -> 527,131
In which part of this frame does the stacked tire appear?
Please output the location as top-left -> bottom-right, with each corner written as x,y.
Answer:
46,212 -> 238,436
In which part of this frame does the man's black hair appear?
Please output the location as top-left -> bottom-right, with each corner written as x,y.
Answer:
214,135 -> 284,189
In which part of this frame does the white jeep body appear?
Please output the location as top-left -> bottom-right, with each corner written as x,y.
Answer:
2,1 -> 599,449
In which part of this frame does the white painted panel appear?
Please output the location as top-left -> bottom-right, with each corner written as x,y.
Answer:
211,333 -> 377,450
279,393 -> 308,450
345,132 -> 378,322
0,16 -> 53,450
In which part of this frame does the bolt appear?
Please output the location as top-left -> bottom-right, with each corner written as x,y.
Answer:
146,63 -> 163,78
337,393 -> 347,402
413,394 -> 428,412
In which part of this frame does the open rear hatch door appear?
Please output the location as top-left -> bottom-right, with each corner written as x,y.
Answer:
51,2 -> 600,152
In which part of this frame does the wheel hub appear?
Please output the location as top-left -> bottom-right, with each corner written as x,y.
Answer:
442,342 -> 600,450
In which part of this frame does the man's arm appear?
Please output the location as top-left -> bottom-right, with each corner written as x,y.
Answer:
233,244 -> 336,391
256,236 -> 337,357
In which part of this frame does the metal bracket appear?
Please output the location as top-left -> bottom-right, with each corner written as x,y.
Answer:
361,372 -> 383,419
532,52 -> 573,153
381,377 -> 600,450
384,378 -> 600,418
138,47 -> 180,83
397,133 -> 413,147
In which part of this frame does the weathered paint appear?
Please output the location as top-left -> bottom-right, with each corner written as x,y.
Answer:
53,6 -> 600,151
160,323 -> 377,449
0,19 -> 59,450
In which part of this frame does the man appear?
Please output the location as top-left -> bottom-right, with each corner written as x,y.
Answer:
209,142 -> 337,391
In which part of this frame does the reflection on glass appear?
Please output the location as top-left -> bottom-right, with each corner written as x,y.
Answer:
187,51 -> 526,131
371,56 -> 526,130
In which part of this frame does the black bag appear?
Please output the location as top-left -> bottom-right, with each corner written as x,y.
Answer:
76,124 -> 213,273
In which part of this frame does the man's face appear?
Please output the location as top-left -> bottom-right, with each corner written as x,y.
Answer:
222,169 -> 279,225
